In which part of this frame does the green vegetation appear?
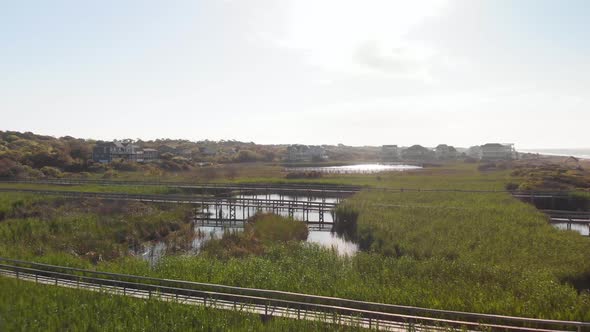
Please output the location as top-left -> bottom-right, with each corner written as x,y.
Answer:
0,196 -> 194,262
0,130 -> 386,182
0,277 -> 359,331
1,161 -> 589,327
0,182 -> 178,195
511,162 -> 590,191
202,213 -> 308,259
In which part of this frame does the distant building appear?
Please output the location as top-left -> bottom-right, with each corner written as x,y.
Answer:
563,156 -> 581,169
381,145 -> 400,161
480,143 -> 516,160
177,148 -> 193,159
142,148 -> 159,162
434,144 -> 458,160
467,146 -> 482,159
287,145 -> 328,162
92,141 -> 159,163
157,145 -> 177,155
402,145 -> 435,160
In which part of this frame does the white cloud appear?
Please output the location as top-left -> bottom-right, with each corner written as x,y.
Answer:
272,0 -> 449,79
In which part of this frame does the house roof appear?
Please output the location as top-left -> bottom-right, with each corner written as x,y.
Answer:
481,143 -> 505,148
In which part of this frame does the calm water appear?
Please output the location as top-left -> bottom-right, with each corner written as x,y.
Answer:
198,194 -> 339,223
138,193 -> 358,265
139,226 -> 358,266
553,223 -> 590,236
520,148 -> 590,159
287,164 -> 422,174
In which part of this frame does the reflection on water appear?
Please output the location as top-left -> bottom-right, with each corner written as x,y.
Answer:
198,194 -> 339,224
553,223 -> 590,236
307,231 -> 358,256
287,164 -> 422,174
136,192 -> 357,266
137,225 -> 358,266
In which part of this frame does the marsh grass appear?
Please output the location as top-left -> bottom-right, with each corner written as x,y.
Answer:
0,194 -> 194,262
201,213 -> 308,259
2,163 -> 590,322
0,277 -> 362,331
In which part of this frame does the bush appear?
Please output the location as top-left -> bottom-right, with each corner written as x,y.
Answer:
505,182 -> 519,191
111,160 -> 140,172
102,169 -> 118,179
202,213 -> 308,259
0,158 -> 20,178
40,166 -> 63,178
233,150 -> 264,163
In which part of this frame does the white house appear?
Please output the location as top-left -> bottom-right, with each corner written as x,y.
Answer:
381,145 -> 400,161
480,143 -> 516,160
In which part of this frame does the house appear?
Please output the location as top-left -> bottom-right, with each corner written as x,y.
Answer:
176,148 -> 193,159
92,140 -> 141,163
309,146 -> 328,161
142,148 -> 159,162
467,146 -> 482,159
157,145 -> 177,155
434,144 -> 458,160
563,156 -> 581,169
401,145 -> 435,160
92,141 -> 160,163
381,145 -> 400,161
480,143 -> 516,160
287,145 -> 328,162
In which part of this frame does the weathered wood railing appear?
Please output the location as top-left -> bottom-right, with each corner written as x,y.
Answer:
1,178 -> 588,196
0,258 -> 588,331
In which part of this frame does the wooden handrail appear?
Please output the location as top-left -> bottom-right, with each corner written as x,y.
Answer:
0,257 -> 587,331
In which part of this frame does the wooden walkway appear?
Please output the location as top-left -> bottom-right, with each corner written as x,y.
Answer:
0,179 -> 361,197
0,188 -> 339,224
0,258 -> 587,331
2,179 -> 586,197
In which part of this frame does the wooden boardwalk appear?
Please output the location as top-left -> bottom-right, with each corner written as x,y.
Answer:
0,187 -> 339,225
0,258 -> 587,331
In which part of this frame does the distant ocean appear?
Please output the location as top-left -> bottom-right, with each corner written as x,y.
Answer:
519,149 -> 590,160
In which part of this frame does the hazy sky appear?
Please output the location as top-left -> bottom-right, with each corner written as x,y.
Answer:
1,0 -> 589,148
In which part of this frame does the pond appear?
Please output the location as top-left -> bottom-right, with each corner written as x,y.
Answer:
286,164 -> 422,174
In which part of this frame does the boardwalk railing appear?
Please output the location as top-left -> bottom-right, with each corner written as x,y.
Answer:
0,188 -> 337,210
0,258 -> 588,331
0,179 -> 361,195
1,178 -> 588,196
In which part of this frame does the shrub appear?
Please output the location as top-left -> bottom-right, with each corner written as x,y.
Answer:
505,182 -> 519,191
40,166 -> 63,178
102,169 -> 118,179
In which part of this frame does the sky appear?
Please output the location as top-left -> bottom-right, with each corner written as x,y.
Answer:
1,0 -> 589,148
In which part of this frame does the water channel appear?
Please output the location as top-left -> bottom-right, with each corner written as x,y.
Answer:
553,222 -> 590,236
137,193 -> 358,266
